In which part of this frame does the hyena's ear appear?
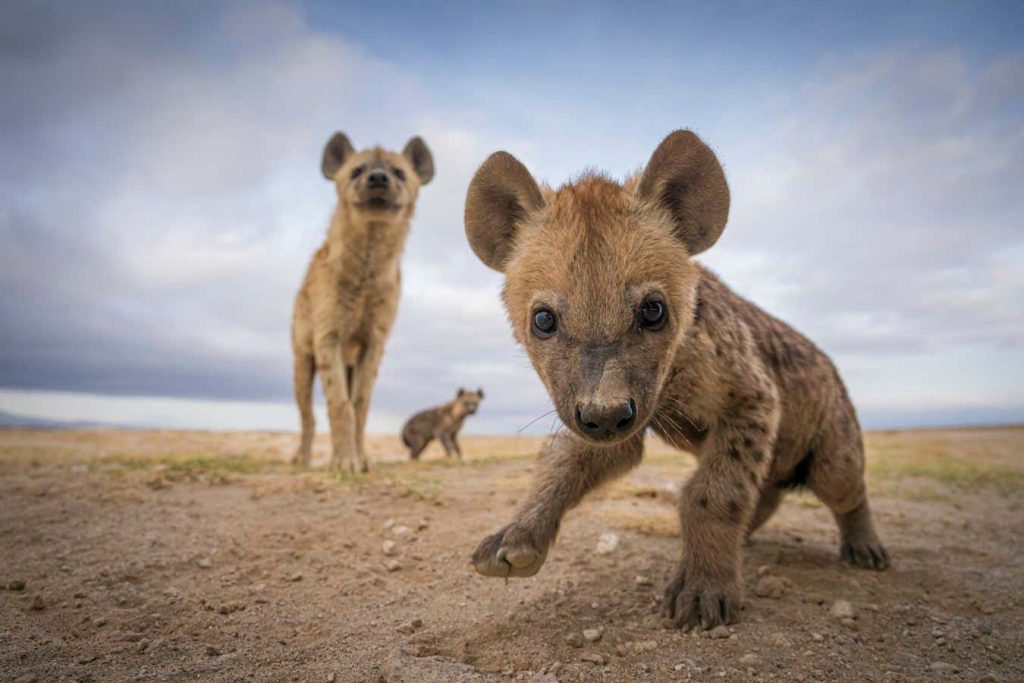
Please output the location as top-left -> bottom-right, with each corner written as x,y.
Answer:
477,388 -> 484,399
322,132 -> 355,180
636,130 -> 730,255
403,137 -> 435,185
465,152 -> 544,272
457,388 -> 466,397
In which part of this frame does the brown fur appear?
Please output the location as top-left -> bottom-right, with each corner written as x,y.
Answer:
292,132 -> 433,472
466,130 -> 888,630
401,388 -> 484,460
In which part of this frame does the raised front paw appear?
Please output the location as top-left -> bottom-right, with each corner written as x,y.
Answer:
659,562 -> 741,630
470,524 -> 548,578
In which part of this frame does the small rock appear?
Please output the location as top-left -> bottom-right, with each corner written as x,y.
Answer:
841,618 -> 858,630
288,572 -> 303,582
204,645 -> 220,656
634,575 -> 652,587
756,565 -> 772,577
830,599 -> 855,620
580,653 -> 607,665
582,628 -> 602,642
383,518 -> 395,529
707,625 -> 731,639
811,632 -> 824,642
739,653 -> 760,666
632,640 -> 658,653
595,532 -> 620,555
385,559 -> 402,572
753,576 -> 787,599
642,615 -> 662,630
396,623 -> 417,635
929,661 -> 956,673
196,558 -> 212,569
382,540 -> 398,556
326,673 -> 337,682
9,580 -> 26,591
393,525 -> 412,535
564,632 -> 583,648
29,595 -> 45,611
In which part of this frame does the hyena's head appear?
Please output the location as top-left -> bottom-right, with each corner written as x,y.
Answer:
320,132 -> 434,219
453,388 -> 484,417
464,131 -> 729,446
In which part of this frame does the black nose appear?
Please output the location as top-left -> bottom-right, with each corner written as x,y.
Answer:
575,398 -> 636,438
366,171 -> 389,189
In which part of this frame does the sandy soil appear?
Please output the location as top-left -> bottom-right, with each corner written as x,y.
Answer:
0,426 -> 1021,682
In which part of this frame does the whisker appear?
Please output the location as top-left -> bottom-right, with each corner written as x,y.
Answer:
517,408 -> 557,434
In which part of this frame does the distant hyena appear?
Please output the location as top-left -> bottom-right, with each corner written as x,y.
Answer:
291,132 -> 434,473
401,388 -> 484,461
464,130 -> 889,630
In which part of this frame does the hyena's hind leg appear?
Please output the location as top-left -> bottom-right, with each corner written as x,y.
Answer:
292,352 -> 316,466
806,423 -> 890,570
745,486 -> 784,541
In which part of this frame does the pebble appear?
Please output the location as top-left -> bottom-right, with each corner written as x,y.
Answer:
288,572 -> 303,582
582,628 -> 602,642
196,558 -> 212,569
634,575 -> 652,587
841,618 -> 858,630
385,560 -> 402,572
830,600 -> 855,620
326,673 -> 337,682
204,645 -> 220,656
811,632 -> 824,642
739,653 -> 760,666
392,525 -> 412,536
753,576 -> 787,599
382,540 -> 398,556
706,625 -> 731,639
383,518 -> 395,530
564,632 -> 583,648
929,661 -> 955,673
595,532 -> 620,555
29,595 -> 45,611
9,580 -> 26,591
631,640 -> 658,653
396,619 -> 422,635
580,653 -> 607,665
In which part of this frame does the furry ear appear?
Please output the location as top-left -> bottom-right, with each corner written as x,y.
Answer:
457,388 -> 466,397
403,137 -> 434,185
477,388 -> 484,399
636,130 -> 730,255
322,132 -> 355,180
465,151 -> 544,272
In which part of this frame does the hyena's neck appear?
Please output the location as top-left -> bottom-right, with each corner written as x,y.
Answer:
326,206 -> 411,275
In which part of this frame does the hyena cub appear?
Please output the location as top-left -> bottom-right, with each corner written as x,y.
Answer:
292,132 -> 433,472
401,388 -> 484,461
465,130 -> 889,630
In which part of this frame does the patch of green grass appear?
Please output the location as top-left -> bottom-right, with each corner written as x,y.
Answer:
868,445 -> 1024,495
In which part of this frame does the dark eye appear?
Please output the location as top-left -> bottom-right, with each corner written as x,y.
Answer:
350,166 -> 364,180
532,308 -> 557,338
392,167 -> 406,181
638,300 -> 666,330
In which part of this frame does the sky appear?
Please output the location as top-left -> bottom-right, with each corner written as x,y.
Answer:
1,0 -> 1022,434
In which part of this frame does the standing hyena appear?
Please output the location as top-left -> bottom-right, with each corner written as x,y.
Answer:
465,130 -> 889,630
292,132 -> 434,472
401,388 -> 484,461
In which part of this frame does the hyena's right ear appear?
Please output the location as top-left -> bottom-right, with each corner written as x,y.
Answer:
636,130 -> 730,255
321,132 -> 355,180
465,152 -> 544,272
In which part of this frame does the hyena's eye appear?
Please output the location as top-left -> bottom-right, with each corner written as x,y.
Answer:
350,166 -> 365,180
532,308 -> 557,339
392,167 -> 406,181
638,299 -> 666,330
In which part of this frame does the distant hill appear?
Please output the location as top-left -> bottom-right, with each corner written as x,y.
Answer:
0,410 -> 121,430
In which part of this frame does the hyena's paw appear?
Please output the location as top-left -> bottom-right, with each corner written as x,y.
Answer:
840,533 -> 890,570
659,562 -> 741,630
291,449 -> 311,467
470,524 -> 548,578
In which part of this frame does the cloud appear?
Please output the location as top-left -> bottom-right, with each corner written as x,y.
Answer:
1,2 -> 1021,432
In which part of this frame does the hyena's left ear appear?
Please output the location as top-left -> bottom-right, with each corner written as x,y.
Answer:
465,152 -> 545,272
477,388 -> 484,399
457,388 -> 466,397
403,137 -> 435,185
322,132 -> 355,180
636,130 -> 730,255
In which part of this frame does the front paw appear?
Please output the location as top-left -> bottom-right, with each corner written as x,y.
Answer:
470,524 -> 548,578
660,561 -> 741,630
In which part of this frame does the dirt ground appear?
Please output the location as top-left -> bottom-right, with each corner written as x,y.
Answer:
0,426 -> 1021,682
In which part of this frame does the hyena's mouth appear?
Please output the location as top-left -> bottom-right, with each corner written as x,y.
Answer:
358,196 -> 399,211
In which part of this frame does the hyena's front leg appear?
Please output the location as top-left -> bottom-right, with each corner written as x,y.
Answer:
472,432 -> 643,578
314,338 -> 358,472
662,402 -> 777,629
350,343 -> 386,473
